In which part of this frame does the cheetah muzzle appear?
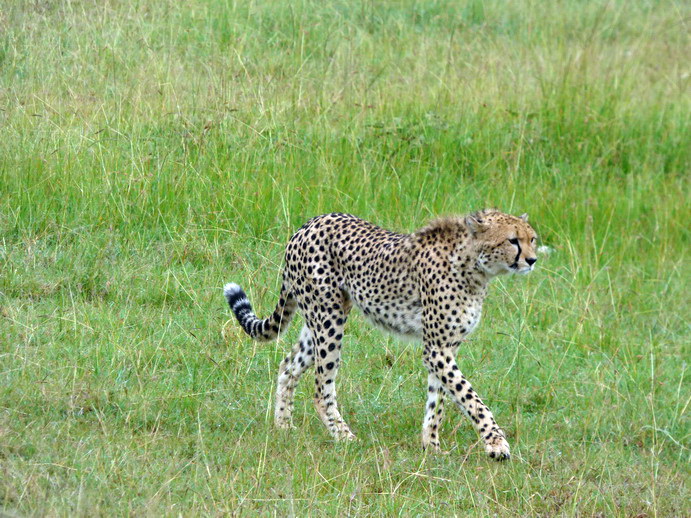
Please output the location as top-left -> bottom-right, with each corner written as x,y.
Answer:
224,210 -> 539,461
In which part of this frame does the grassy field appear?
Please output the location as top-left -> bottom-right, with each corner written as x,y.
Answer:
1,0 -> 689,515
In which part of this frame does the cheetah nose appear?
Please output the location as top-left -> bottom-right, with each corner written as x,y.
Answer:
526,257 -> 537,266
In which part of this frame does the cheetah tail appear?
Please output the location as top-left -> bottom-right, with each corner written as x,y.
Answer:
223,282 -> 297,342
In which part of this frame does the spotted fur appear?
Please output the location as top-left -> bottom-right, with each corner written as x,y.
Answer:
224,210 -> 539,460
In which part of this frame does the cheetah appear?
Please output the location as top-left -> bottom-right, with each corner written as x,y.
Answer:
224,209 -> 538,460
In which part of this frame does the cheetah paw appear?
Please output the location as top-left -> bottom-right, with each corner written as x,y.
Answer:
337,430 -> 357,441
484,435 -> 510,461
332,426 -> 357,441
423,442 -> 450,455
275,418 -> 296,430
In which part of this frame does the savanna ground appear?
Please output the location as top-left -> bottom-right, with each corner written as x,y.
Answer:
1,0 -> 689,515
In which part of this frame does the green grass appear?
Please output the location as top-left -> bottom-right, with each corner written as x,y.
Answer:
1,0 -> 689,515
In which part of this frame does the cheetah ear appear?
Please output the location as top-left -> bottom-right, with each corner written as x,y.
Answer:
519,213 -> 529,222
465,214 -> 488,236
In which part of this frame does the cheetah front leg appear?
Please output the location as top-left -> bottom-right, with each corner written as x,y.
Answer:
423,348 -> 510,460
421,374 -> 447,453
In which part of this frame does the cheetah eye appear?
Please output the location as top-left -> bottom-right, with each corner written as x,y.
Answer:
508,238 -> 519,245
531,237 -> 537,243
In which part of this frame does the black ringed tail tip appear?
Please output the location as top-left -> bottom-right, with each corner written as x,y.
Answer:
223,282 -> 297,342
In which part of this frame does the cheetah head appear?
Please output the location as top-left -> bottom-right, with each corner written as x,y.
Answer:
466,209 -> 538,277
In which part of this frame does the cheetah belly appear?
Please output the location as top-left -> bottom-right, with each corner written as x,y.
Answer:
351,295 -> 423,339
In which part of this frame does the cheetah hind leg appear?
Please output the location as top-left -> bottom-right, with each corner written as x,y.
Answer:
275,325 -> 315,429
307,304 -> 356,441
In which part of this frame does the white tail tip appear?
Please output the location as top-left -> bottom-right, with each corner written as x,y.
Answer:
224,283 -> 242,298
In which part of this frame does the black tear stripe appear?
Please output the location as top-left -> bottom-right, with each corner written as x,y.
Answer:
512,241 -> 521,268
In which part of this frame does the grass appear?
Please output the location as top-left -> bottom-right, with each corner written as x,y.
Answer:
0,0 -> 689,515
